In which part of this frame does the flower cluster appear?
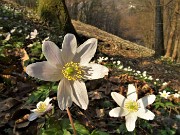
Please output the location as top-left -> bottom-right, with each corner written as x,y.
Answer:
26,34 -> 157,132
159,90 -> 180,99
112,60 -> 123,69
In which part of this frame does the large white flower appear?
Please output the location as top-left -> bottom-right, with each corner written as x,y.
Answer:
109,84 -> 156,132
28,97 -> 53,121
26,33 -> 109,110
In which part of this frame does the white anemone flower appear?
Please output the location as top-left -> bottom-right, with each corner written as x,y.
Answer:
97,56 -> 108,63
159,90 -> 170,99
28,97 -> 53,121
10,27 -> 17,33
136,71 -> 141,74
30,29 -> 38,39
104,57 -> 108,60
148,76 -> 153,80
116,60 -> 121,65
97,57 -> 105,63
26,33 -> 109,110
5,32 -> 11,41
162,82 -> 168,86
118,65 -> 123,69
173,93 -> 179,98
142,71 -> 147,77
109,84 -> 156,132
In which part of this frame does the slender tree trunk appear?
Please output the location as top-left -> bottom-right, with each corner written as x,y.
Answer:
176,41 -> 180,63
171,34 -> 179,61
154,0 -> 165,57
164,0 -> 179,58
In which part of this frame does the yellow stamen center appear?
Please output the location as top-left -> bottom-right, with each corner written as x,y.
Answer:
162,93 -> 167,97
124,100 -> 139,112
37,102 -> 47,113
62,62 -> 83,80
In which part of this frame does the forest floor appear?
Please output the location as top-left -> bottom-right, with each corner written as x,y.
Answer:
0,1 -> 180,135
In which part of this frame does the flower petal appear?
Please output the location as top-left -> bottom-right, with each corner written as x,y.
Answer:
73,38 -> 97,64
127,84 -> 137,101
137,108 -> 155,120
28,113 -> 39,121
45,104 -> 53,112
62,34 -> 77,63
70,80 -> 89,110
111,92 -> 126,107
36,101 -> 43,108
109,107 -> 129,117
137,95 -> 156,108
44,97 -> 52,105
57,78 -> 72,110
83,63 -> 109,80
159,92 -> 162,94
26,62 -> 62,81
125,113 -> 137,132
43,41 -> 64,67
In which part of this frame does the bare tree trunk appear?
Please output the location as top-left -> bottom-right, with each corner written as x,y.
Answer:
176,41 -> 180,63
56,0 -> 77,35
164,0 -> 179,58
154,0 -> 165,57
37,0 -> 78,37
171,34 -> 179,61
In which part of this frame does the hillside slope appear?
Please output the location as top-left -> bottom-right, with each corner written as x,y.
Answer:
72,20 -> 155,58
71,20 -> 179,90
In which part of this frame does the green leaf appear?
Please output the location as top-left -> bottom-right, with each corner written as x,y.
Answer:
27,86 -> 48,103
155,104 -> 160,109
154,102 -> 165,108
41,128 -> 63,135
63,129 -> 71,135
74,121 -> 90,135
165,102 -> 174,107
60,118 -> 71,129
51,85 -> 58,92
27,83 -> 57,103
91,130 -> 109,135
101,100 -> 113,108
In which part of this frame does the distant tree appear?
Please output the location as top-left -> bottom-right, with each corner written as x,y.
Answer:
176,38 -> 180,63
14,0 -> 36,7
37,0 -> 77,37
154,0 -> 165,57
72,0 -> 121,36
171,34 -> 179,61
164,0 -> 179,60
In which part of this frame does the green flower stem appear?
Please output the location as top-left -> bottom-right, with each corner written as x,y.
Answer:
133,128 -> 136,135
66,107 -> 77,135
